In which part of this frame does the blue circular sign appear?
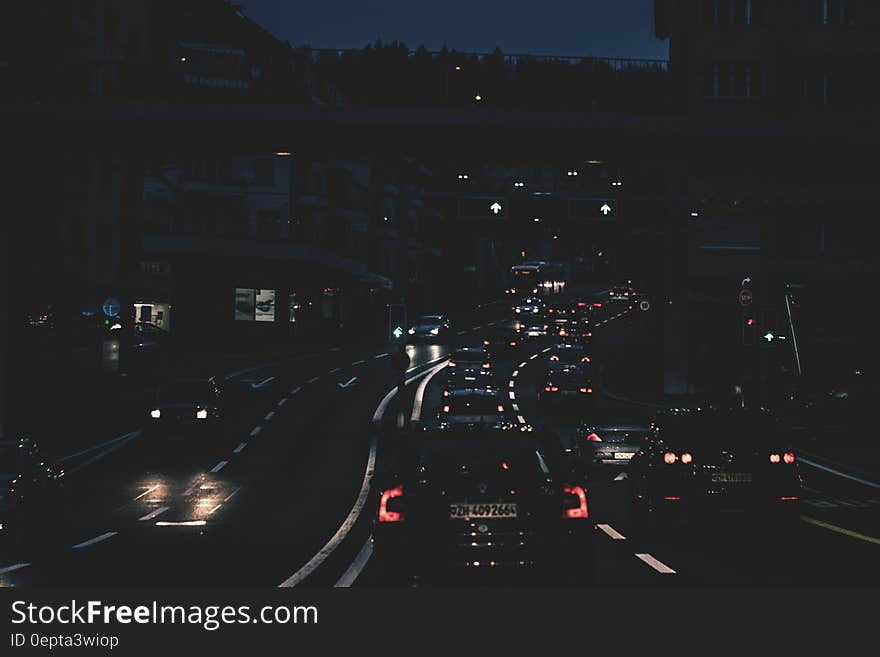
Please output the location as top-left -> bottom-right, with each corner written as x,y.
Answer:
102,298 -> 121,318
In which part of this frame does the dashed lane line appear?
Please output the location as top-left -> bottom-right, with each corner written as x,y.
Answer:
635,553 -> 677,574
233,442 -> 247,454
250,427 -> 262,438
72,532 -> 118,550
138,507 -> 169,522
210,461 -> 228,474
597,524 -> 627,540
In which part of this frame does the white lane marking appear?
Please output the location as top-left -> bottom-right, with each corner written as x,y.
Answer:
249,376 -> 276,389
264,411 -> 276,421
375,353 -> 389,359
233,442 -> 247,454
512,404 -> 520,412
210,460 -> 228,474
411,361 -> 450,422
542,347 -> 551,353
597,524 -> 627,540
0,562 -> 31,576
330,347 -> 343,352
799,457 -> 880,489
277,397 -> 288,407
373,365 -> 439,423
512,370 -> 519,377
58,430 -> 140,463
474,325 -> 483,330
529,354 -> 538,360
139,506 -> 169,521
250,426 -> 262,437
352,360 -> 366,366
457,330 -> 468,335
290,387 -> 301,395
307,376 -> 321,384
508,391 -> 516,400
133,484 -> 161,501
73,532 -> 118,549
335,537 -> 374,588
509,381 -> 515,388
517,415 -> 526,424
519,362 -> 527,368
614,472 -> 628,481
406,355 -> 450,374
329,367 -> 342,374
635,553 -> 677,574
279,433 -> 378,587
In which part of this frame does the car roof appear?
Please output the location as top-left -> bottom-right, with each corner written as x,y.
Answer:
452,347 -> 488,355
447,388 -> 498,398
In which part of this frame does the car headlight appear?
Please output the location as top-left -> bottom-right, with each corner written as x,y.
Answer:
196,409 -> 208,420
430,327 -> 440,335
408,328 -> 416,335
150,409 -> 161,419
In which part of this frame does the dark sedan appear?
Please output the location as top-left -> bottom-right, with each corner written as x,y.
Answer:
407,315 -> 452,343
373,430 -> 596,586
147,378 -> 223,436
627,408 -> 803,527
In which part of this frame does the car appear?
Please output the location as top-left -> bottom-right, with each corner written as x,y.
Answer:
539,363 -> 595,406
446,347 -> 492,376
0,438 -> 66,550
516,320 -> 550,344
407,315 -> 452,342
577,414 -> 650,469
547,342 -> 592,366
609,285 -> 636,302
373,429 -> 596,585
444,365 -> 494,392
511,297 -> 545,316
627,407 -> 803,528
147,378 -> 223,435
436,388 -> 510,430
481,327 -> 521,359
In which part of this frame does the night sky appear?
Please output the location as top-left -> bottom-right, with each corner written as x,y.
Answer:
240,0 -> 668,60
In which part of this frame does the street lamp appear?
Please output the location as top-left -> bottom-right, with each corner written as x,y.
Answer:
474,94 -> 482,102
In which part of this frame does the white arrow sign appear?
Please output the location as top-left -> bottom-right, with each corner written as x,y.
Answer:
600,203 -> 612,216
763,332 -> 774,342
490,202 -> 502,214
338,377 -> 358,389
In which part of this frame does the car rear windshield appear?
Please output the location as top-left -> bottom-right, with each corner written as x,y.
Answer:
421,439 -> 545,477
448,396 -> 501,414
657,412 -> 781,448
451,350 -> 486,362
158,381 -> 212,403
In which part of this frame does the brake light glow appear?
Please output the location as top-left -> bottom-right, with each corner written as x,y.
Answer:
483,340 -> 490,346
509,341 -> 517,347
550,355 -> 559,361
544,386 -> 558,392
497,405 -> 505,413
680,452 -> 693,464
442,405 -> 450,413
579,387 -> 593,394
501,461 -> 510,470
442,390 -> 450,397
581,356 -> 591,362
563,485 -> 589,519
769,453 -> 781,463
586,433 -> 602,442
663,452 -> 677,464
378,485 -> 404,523
663,496 -> 681,501
559,330 -> 568,337
593,303 -> 602,308
577,302 -> 586,307
482,362 -> 491,369
780,496 -> 798,501
582,332 -> 592,338
783,452 -> 796,464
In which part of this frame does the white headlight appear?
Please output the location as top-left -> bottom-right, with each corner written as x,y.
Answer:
430,327 -> 440,335
408,328 -> 416,335
196,409 -> 208,419
150,409 -> 161,419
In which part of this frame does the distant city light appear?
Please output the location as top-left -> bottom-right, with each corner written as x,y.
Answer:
275,151 -> 291,157
691,211 -> 700,218
180,57 -> 186,62
514,181 -> 525,187
533,217 -> 540,222
611,180 -> 623,187
454,65 -> 462,71
474,94 -> 482,101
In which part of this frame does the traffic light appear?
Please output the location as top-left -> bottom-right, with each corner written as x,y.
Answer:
388,303 -> 407,344
742,311 -> 756,346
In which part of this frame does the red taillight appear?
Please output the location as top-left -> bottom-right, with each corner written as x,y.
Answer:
663,496 -> 681,501
783,452 -> 796,464
378,485 -> 404,523
577,302 -> 586,307
680,452 -> 693,464
508,341 -> 517,347
563,486 -> 589,519
593,303 -> 602,308
579,387 -> 593,394
559,330 -> 568,337
550,355 -> 559,361
769,453 -> 781,463
663,452 -> 677,464
582,332 -> 592,338
501,460 -> 510,470
780,496 -> 798,501
482,362 -> 491,369
497,404 -> 505,413
544,386 -> 558,392
581,356 -> 591,363
448,361 -> 456,367
442,405 -> 450,413
586,433 -> 602,442
442,389 -> 450,397
483,340 -> 490,346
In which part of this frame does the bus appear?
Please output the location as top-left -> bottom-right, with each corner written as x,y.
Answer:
508,261 -> 566,297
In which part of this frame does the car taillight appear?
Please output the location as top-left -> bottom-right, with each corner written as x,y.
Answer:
442,389 -> 450,397
579,387 -> 593,394
497,405 -> 505,413
769,453 -> 781,463
593,303 -> 602,308
550,355 -> 559,361
378,485 -> 404,523
680,452 -> 693,464
559,330 -> 568,337
586,433 -> 602,442
577,302 -> 586,307
545,386 -> 558,392
780,496 -> 798,501
663,452 -> 677,464
783,452 -> 796,464
483,340 -> 490,346
508,341 -> 517,347
582,332 -> 592,338
448,361 -> 456,367
581,356 -> 591,362
563,486 -> 589,519
442,405 -> 450,413
482,362 -> 491,369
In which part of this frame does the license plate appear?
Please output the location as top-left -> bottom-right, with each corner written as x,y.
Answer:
711,472 -> 752,483
614,452 -> 634,460
449,502 -> 518,519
